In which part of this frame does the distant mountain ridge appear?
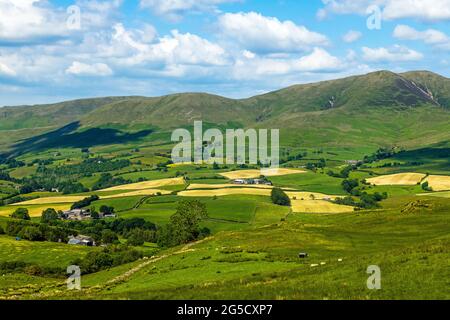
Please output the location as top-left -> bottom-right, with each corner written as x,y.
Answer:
1,70 -> 449,153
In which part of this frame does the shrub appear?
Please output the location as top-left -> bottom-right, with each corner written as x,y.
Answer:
24,265 -> 43,276
41,208 -> 59,224
101,229 -> 119,245
0,225 -> 4,235
422,182 -> 433,192
342,179 -> 359,193
11,208 -> 31,220
99,205 -> 114,215
71,195 -> 99,210
271,188 -> 291,206
73,246 -> 143,274
18,226 -> 44,241
6,220 -> 74,243
127,229 -> 145,246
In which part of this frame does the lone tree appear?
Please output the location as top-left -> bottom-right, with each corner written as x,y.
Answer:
11,208 -> 31,221
127,229 -> 145,247
101,229 -> 119,245
342,179 -> 359,194
158,200 -> 209,247
41,208 -> 59,224
271,188 -> 291,206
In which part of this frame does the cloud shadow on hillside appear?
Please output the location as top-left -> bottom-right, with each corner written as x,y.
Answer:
3,122 -> 153,158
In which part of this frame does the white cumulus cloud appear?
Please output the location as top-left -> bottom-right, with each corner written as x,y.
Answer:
218,12 -> 329,53
0,61 -> 16,76
362,45 -> 423,62
319,0 -> 450,21
343,30 -> 362,43
66,61 -> 113,76
140,0 -> 238,20
232,48 -> 343,79
0,0 -> 66,43
393,25 -> 450,50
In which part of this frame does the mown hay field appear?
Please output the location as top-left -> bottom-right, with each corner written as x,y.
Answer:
10,196 -> 86,206
220,168 -> 306,180
178,188 -> 272,197
367,173 -> 426,186
102,189 -> 172,199
286,191 -> 339,201
101,177 -> 185,191
187,183 -> 274,190
291,200 -> 355,213
423,175 -> 450,191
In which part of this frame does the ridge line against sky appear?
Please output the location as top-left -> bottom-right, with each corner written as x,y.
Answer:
1,0 -> 450,106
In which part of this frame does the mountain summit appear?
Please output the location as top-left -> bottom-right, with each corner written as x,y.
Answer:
1,71 -> 449,154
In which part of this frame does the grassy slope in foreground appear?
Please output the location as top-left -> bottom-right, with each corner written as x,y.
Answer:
23,195 -> 449,300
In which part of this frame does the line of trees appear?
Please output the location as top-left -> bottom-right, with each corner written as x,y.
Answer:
336,179 -> 388,209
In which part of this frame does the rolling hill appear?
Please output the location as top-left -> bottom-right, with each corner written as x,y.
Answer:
1,70 -> 449,156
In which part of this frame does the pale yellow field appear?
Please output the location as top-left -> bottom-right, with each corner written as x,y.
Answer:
220,168 -> 306,179
102,189 -> 172,199
187,184 -> 274,190
367,173 -> 426,186
0,204 -> 72,218
100,177 -> 185,191
417,191 -> 450,198
178,188 -> 272,197
422,175 -> 450,191
11,189 -> 174,206
10,196 -> 86,206
291,200 -> 354,214
286,192 -> 339,201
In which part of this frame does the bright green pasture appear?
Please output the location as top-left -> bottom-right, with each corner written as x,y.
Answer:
0,235 -> 95,268
271,172 -> 346,195
46,196 -> 450,300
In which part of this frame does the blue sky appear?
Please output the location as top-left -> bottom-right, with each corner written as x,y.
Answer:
1,0 -> 450,106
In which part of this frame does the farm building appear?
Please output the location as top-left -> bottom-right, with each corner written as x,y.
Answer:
99,213 -> 117,219
345,160 -> 362,166
68,235 -> 96,246
61,209 -> 91,221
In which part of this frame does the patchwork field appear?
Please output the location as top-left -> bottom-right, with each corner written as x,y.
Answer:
178,188 -> 272,197
291,200 -> 355,213
286,191 -> 338,201
101,177 -> 185,191
0,235 -> 94,268
423,175 -> 450,191
418,191 -> 450,198
102,189 -> 172,199
187,183 -> 274,190
366,173 -> 426,186
10,196 -> 86,206
220,168 -> 305,180
0,204 -> 72,218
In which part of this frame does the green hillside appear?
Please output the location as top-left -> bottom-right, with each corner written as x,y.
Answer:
1,70 -> 449,156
